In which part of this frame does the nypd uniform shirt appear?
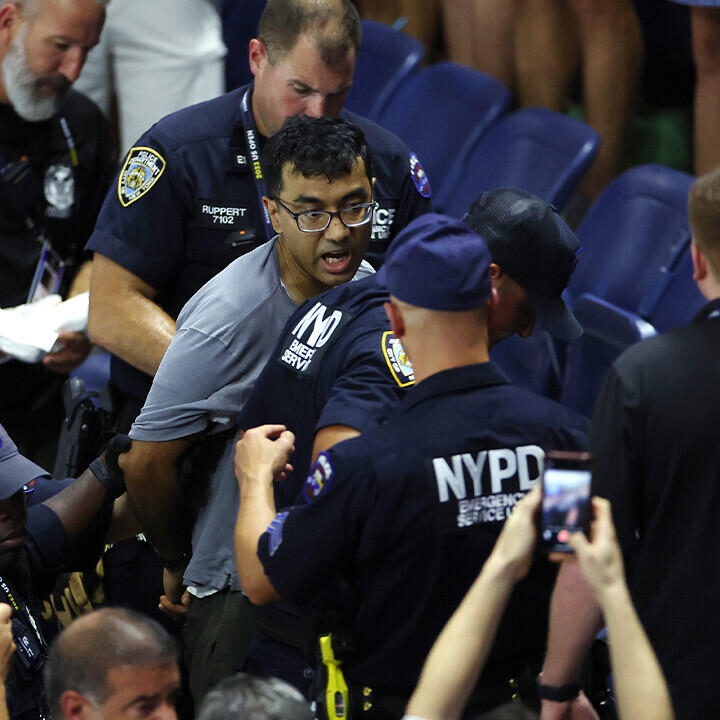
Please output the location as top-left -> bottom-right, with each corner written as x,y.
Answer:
237,274 -> 414,509
0,91 -> 114,444
257,364 -> 589,693
85,83 -> 433,400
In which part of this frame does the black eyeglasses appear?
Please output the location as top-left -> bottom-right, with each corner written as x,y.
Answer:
273,197 -> 377,233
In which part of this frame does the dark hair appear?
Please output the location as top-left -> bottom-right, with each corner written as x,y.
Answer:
197,673 -> 313,720
262,115 -> 372,199
45,608 -> 177,717
258,0 -> 361,65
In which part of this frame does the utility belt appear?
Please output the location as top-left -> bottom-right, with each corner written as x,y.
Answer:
317,636 -> 540,720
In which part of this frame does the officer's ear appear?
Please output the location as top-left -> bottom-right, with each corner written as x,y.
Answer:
0,3 -> 21,52
263,196 -> 283,235
60,690 -> 98,720
384,300 -> 405,339
249,38 -> 269,77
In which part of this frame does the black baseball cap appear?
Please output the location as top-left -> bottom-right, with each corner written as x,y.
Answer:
465,188 -> 583,341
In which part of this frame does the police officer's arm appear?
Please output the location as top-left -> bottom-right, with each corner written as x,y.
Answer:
311,425 -> 360,463
0,604 -> 11,720
41,459 -> 126,566
234,425 -> 295,605
406,487 -> 540,720
118,436 -> 200,569
88,253 -> 176,377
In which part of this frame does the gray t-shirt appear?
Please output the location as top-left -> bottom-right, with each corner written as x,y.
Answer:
129,236 -> 373,589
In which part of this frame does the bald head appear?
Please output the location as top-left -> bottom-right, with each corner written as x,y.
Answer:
45,608 -> 177,718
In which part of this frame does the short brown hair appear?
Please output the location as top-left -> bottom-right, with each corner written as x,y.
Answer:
689,168 -> 720,277
257,0 -> 361,66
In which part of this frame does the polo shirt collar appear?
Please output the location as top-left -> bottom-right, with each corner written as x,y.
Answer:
694,297 -> 720,322
399,362 -> 510,414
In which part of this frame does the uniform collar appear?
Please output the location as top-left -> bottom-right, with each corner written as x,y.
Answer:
399,362 -> 510,414
693,297 -> 720,322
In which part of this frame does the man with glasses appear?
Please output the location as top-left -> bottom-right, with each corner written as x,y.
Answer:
115,116 -> 376,706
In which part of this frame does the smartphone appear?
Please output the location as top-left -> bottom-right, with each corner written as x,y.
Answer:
540,451 -> 592,553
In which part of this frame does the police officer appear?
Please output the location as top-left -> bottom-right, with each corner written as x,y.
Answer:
188,188 -> 584,697
86,0 -> 432,419
0,0 -> 114,467
0,423 -> 130,720
233,214 -> 589,717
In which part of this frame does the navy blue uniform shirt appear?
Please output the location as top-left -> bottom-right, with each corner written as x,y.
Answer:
4,504 -> 68,720
237,275 -> 413,508
86,84 -> 432,401
258,363 -> 589,694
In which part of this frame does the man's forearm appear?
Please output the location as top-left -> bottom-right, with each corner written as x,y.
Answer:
89,290 -> 175,376
599,584 -> 673,720
88,254 -> 176,376
406,554 -> 517,720
542,560 -> 604,685
43,465 -> 116,566
121,441 -> 196,568
235,475 -> 278,604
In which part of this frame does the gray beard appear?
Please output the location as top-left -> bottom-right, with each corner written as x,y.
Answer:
2,25 -> 66,122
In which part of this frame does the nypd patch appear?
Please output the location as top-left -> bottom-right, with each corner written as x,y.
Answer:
382,331 -> 415,387
303,452 -> 334,502
409,152 -> 431,198
118,146 -> 166,207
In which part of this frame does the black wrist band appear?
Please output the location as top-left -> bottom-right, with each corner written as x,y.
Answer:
89,458 -> 125,499
536,674 -> 580,702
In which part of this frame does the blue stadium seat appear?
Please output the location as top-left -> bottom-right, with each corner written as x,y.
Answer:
560,294 -> 657,417
223,0 -> 267,91
559,164 -> 705,415
70,350 -> 111,396
344,19 -> 424,118
374,62 -> 510,206
439,108 -> 599,217
567,164 -> 695,311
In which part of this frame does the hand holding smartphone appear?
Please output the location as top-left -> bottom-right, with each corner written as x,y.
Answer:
540,451 -> 592,553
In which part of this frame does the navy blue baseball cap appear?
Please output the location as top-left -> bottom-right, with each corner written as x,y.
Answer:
377,213 -> 492,310
0,424 -> 46,501
465,188 -> 583,341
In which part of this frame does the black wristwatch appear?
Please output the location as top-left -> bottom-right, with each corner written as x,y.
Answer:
536,673 -> 580,702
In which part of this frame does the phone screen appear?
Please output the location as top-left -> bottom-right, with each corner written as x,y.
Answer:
541,453 -> 591,553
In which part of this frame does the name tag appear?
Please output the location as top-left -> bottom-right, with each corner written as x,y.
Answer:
195,200 -> 251,229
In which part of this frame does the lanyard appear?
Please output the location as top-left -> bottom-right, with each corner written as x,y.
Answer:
0,574 -> 46,650
58,116 -> 79,168
239,89 -> 274,242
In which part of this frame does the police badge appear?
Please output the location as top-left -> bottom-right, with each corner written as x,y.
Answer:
118,146 -> 166,207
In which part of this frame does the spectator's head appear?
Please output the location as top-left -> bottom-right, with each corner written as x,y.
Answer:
250,0 -> 361,136
46,608 -> 180,720
689,168 -> 720,299
466,188 -> 583,347
0,423 -> 46,569
197,673 -> 313,720
0,0 -> 106,121
262,115 -> 373,295
378,214 -> 494,381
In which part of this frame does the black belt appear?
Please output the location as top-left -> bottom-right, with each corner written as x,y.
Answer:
240,594 -> 320,659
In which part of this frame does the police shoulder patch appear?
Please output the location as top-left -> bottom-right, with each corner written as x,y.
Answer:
303,452 -> 335,503
267,511 -> 289,557
382,331 -> 415,387
409,152 -> 431,198
118,146 -> 166,207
